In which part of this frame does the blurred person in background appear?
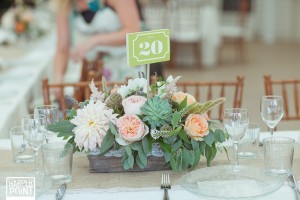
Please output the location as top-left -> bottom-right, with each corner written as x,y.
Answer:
51,0 -> 145,84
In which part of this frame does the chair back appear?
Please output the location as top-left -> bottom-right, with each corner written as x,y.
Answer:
264,75 -> 300,121
177,76 -> 244,120
42,79 -> 126,115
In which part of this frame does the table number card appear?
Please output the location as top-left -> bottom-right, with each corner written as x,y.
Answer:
126,29 -> 170,67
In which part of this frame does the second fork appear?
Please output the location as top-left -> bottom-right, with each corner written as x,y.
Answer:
161,173 -> 171,200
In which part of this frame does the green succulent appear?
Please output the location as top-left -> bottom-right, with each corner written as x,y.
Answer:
141,96 -> 172,129
104,93 -> 123,113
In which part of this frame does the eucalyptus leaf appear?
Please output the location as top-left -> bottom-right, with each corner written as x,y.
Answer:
99,133 -> 114,154
164,152 -> 171,163
130,142 -> 142,151
136,154 -> 146,169
138,150 -> 147,166
109,122 -> 119,136
191,139 -> 199,150
68,107 -> 77,119
214,129 -> 226,143
157,140 -> 171,153
48,120 -> 75,134
142,137 -> 150,155
124,146 -> 132,156
205,144 -> 217,167
189,150 -> 195,165
57,132 -> 74,138
172,111 -> 181,129
170,156 -> 177,172
179,96 -> 187,111
178,130 -> 190,144
191,148 -> 201,170
171,140 -> 182,152
128,155 -> 134,168
204,132 -> 215,146
123,159 -> 131,170
182,148 -> 190,170
199,142 -> 206,156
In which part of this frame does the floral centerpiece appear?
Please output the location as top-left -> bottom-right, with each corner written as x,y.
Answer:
1,0 -> 51,43
49,75 -> 228,172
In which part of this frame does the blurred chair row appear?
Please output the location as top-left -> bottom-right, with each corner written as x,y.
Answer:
142,0 -> 251,67
42,75 -> 300,121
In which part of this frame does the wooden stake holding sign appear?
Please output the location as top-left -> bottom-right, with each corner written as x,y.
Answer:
126,29 -> 170,97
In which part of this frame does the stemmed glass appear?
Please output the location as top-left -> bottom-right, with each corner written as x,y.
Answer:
22,114 -> 48,172
34,105 -> 59,143
260,96 -> 284,136
223,108 -> 249,165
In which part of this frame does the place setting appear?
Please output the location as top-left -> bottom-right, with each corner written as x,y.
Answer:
1,104 -> 73,200
179,96 -> 300,200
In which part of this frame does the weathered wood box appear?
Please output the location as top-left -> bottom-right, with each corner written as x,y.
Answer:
88,155 -> 170,173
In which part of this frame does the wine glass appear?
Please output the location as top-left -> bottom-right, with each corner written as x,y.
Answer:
223,108 -> 249,165
34,105 -> 59,143
22,114 -> 48,172
260,96 -> 284,136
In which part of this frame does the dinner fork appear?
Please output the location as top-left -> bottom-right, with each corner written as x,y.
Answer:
56,183 -> 67,200
161,173 -> 171,200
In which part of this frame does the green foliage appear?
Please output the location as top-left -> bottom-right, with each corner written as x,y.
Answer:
189,98 -> 226,115
48,120 -> 75,138
141,96 -> 172,129
157,123 -> 228,172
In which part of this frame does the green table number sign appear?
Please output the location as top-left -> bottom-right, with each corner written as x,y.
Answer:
126,29 -> 170,67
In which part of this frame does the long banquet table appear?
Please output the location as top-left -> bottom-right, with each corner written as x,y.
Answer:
1,132 -> 300,200
0,31 -> 55,139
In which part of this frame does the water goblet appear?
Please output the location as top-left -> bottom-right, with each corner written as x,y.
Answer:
41,142 -> 73,199
34,105 -> 59,143
22,114 -> 48,172
260,96 -> 284,136
223,108 -> 249,165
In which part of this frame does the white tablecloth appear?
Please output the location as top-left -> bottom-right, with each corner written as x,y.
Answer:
0,31 -> 55,138
38,184 -> 298,200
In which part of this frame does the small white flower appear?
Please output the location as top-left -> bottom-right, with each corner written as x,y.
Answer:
89,79 -> 105,102
70,101 -> 118,152
117,77 -> 148,98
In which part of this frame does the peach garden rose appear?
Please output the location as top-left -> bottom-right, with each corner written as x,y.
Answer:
184,114 -> 209,141
122,95 -> 147,115
115,114 -> 149,145
172,91 -> 196,106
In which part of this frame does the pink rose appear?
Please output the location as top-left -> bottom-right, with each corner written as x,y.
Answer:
172,91 -> 196,106
184,114 -> 209,141
122,95 -> 147,115
116,114 -> 149,145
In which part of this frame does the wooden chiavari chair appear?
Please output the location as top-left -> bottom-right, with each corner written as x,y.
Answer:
42,78 -> 126,116
264,75 -> 300,121
177,76 -> 245,120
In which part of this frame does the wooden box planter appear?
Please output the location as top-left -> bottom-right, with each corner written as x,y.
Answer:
88,155 -> 170,173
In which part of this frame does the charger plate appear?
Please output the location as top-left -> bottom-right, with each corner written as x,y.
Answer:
179,165 -> 284,199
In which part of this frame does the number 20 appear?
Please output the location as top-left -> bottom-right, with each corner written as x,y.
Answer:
139,41 -> 163,56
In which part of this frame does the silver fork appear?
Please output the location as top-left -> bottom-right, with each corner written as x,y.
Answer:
56,183 -> 67,200
161,173 -> 171,200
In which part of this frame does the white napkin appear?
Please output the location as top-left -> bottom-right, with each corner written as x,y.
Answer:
38,184 -> 297,200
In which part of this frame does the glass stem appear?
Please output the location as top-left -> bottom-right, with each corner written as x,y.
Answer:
34,149 -> 38,171
270,128 -> 274,136
233,141 -> 239,165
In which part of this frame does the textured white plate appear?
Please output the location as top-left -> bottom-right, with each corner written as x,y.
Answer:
180,165 -> 284,199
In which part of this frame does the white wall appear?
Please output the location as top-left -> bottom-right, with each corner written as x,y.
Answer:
254,0 -> 300,43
